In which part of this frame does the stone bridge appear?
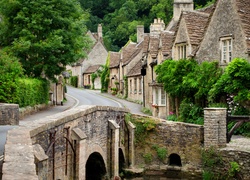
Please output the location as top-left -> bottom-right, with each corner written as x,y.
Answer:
2,106 -> 250,179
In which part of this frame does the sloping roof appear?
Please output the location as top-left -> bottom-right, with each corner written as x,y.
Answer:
161,31 -> 175,57
121,42 -> 141,66
182,11 -> 210,46
197,4 -> 215,14
83,65 -> 101,74
149,36 -> 160,59
109,52 -> 120,68
235,0 -> 250,52
127,60 -> 142,77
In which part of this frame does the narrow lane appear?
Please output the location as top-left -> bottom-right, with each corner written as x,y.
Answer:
66,86 -> 122,107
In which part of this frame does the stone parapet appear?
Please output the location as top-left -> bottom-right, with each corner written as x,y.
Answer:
0,103 -> 19,125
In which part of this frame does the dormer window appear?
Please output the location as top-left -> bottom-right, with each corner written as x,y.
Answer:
220,36 -> 233,64
176,43 -> 187,60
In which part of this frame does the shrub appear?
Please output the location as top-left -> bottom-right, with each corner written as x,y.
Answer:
70,76 -> 78,87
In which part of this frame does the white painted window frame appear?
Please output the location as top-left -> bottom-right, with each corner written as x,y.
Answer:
153,87 -> 166,106
220,37 -> 232,64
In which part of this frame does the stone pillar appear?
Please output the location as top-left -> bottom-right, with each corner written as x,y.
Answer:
108,120 -> 120,178
137,25 -> 144,43
127,121 -> 136,167
204,108 -> 227,148
0,103 -> 19,125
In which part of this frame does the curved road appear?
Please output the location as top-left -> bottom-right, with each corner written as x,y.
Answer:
66,86 -> 122,107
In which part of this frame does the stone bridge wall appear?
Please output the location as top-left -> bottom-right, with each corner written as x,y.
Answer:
2,105 -> 129,180
0,103 -> 19,125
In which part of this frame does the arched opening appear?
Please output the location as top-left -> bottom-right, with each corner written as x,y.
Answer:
86,152 -> 107,180
119,148 -> 125,174
169,153 -> 182,167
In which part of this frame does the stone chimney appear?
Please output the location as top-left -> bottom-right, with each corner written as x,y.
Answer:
173,0 -> 194,21
98,24 -> 102,39
150,18 -> 165,35
137,25 -> 144,43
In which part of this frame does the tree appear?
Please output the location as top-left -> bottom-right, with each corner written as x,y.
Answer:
209,58 -> 250,110
0,0 -> 91,80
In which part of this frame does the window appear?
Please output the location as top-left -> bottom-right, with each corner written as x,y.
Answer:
221,37 -> 232,63
130,79 -> 132,94
176,44 -> 187,59
138,78 -> 142,93
134,78 -> 137,93
153,87 -> 166,106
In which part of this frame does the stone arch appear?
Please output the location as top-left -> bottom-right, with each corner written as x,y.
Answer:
169,153 -> 182,167
119,148 -> 126,174
86,152 -> 107,180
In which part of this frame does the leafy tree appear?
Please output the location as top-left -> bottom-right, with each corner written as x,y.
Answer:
209,58 -> 250,110
0,50 -> 23,103
0,0 -> 91,80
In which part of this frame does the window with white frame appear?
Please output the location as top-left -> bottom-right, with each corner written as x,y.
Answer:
153,87 -> 166,106
134,78 -> 137,93
221,37 -> 232,63
176,44 -> 187,60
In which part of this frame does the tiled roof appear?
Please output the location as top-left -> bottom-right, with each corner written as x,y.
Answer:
121,42 -> 141,66
182,11 -> 210,46
149,36 -> 160,58
161,31 -> 175,57
109,52 -> 120,68
197,4 -> 215,14
235,0 -> 250,52
83,64 -> 101,74
127,60 -> 142,77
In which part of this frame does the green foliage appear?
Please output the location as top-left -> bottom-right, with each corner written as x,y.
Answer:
125,113 -> 158,145
152,145 -> 168,161
101,53 -> 110,92
167,114 -> 178,121
141,107 -> 152,116
0,0 -> 91,80
228,161 -> 240,178
209,58 -> 250,107
16,78 -> 49,107
0,50 -> 23,103
123,76 -> 128,99
70,76 -> 78,88
143,153 -> 152,164
179,100 -> 204,125
91,73 -> 98,89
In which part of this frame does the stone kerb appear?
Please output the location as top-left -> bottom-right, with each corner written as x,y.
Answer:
0,103 -> 19,125
204,108 -> 227,148
2,105 -> 129,180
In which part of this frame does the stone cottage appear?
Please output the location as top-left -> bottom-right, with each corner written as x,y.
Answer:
194,0 -> 250,64
82,64 -> 102,89
68,24 -> 108,87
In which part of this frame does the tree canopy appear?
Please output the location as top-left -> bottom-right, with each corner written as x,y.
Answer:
79,0 -> 214,51
0,0 -> 91,80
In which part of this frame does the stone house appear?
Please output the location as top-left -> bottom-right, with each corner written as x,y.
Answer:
68,24 -> 108,87
109,52 -> 120,94
194,0 -> 250,64
82,64 -> 102,89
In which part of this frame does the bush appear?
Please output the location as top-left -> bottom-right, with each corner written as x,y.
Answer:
16,78 -> 49,107
70,76 -> 78,87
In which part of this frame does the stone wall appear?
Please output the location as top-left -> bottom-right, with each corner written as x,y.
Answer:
204,108 -> 227,148
132,114 -> 204,174
0,103 -> 19,125
2,105 -> 129,180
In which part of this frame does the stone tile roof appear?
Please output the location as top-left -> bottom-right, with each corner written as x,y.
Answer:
127,60 -> 142,77
109,52 -> 120,68
235,0 -> 250,52
83,64 -> 101,74
121,42 -> 141,66
149,36 -> 160,59
143,34 -> 150,54
181,11 -> 210,46
161,31 -> 175,58
197,4 -> 215,14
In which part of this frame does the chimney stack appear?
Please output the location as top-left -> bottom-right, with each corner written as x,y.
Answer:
173,0 -> 194,21
137,25 -> 144,43
98,24 -> 102,39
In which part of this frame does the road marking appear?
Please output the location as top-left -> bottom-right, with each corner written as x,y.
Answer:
65,93 -> 79,109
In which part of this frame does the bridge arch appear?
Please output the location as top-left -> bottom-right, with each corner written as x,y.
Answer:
169,153 -> 182,167
86,152 -> 107,180
119,148 -> 126,174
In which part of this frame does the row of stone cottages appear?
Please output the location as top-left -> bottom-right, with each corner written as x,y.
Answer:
68,0 -> 250,119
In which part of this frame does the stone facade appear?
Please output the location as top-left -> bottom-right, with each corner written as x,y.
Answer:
0,103 -> 19,125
